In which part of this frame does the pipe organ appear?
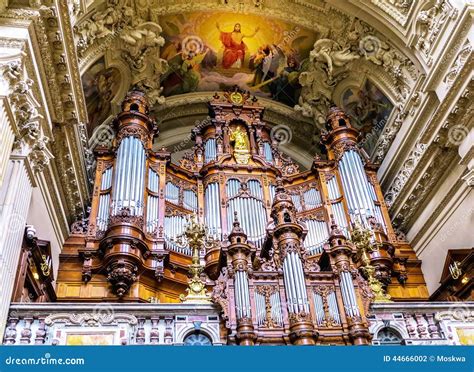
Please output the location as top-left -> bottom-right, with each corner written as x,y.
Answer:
59,89 -> 427,345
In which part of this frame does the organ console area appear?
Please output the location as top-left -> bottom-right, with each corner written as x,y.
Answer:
57,88 -> 428,345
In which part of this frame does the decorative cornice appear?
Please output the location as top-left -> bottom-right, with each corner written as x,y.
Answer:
371,0 -> 414,26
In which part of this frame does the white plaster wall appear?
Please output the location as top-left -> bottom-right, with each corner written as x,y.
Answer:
416,189 -> 473,295
26,187 -> 61,283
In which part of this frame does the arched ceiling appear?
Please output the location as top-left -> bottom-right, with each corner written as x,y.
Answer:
75,0 -> 431,169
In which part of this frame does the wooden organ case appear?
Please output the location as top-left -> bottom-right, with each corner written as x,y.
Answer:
57,89 -> 428,345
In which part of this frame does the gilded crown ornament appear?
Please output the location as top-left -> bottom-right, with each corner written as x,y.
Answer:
351,222 -> 391,303
174,214 -> 218,303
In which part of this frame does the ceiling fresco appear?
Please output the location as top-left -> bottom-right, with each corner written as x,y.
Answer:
78,9 -> 402,154
342,80 -> 394,156
159,12 -> 318,106
81,57 -> 121,135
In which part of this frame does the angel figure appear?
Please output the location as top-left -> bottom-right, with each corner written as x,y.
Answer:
310,39 -> 359,79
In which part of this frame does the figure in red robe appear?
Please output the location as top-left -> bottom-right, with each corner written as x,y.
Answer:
216,23 -> 260,69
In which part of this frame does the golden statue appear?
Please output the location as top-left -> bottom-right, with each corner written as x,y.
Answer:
174,214 -> 217,303
351,222 -> 391,303
230,125 -> 250,164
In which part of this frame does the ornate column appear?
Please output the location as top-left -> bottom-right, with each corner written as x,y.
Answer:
225,212 -> 256,345
270,179 -> 317,345
326,219 -> 371,345
0,155 -> 33,336
0,57 -> 50,336
0,99 -> 14,185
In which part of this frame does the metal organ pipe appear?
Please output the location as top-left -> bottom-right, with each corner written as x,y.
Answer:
115,137 -> 124,208
326,177 -> 341,200
283,259 -> 295,313
289,253 -> 302,311
303,188 -> 322,209
234,271 -> 251,319
243,272 -> 251,317
263,142 -> 273,163
269,184 -> 276,205
165,182 -> 179,205
291,194 -> 302,212
225,179 -> 267,248
204,138 -> 217,163
312,293 -> 325,325
183,190 -> 198,212
282,252 -> 309,314
97,167 -> 113,232
339,271 -> 359,318
288,253 -> 300,310
146,168 -> 159,233
332,202 -> 349,237
114,137 -> 126,211
235,272 -> 243,318
137,142 -> 146,215
294,252 -> 309,312
130,138 -> 137,212
112,137 -> 146,216
254,290 -> 283,327
367,181 -> 386,231
164,215 -> 191,255
205,183 -> 221,238
304,219 -> 329,255
351,152 -> 376,218
328,291 -> 341,325
270,292 -> 283,326
255,292 -> 265,326
124,137 -> 133,212
338,150 -> 380,227
338,157 -> 359,216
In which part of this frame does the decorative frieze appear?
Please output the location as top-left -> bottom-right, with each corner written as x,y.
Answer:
4,303 -> 222,345
444,41 -> 472,88
384,143 -> 428,208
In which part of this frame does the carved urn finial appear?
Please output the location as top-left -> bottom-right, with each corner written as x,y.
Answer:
121,89 -> 150,114
228,212 -> 249,246
320,106 -> 359,160
327,214 -> 347,244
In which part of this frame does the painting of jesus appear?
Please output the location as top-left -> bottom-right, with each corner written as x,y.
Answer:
158,12 -> 317,106
216,22 -> 259,69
